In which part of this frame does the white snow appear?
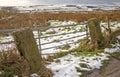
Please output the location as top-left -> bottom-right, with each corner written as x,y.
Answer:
14,75 -> 18,77
0,20 -> 87,54
47,53 -> 109,77
104,47 -> 120,53
1,4 -> 117,12
0,20 -> 120,55
101,22 -> 120,32
0,36 -> 15,52
104,35 -> 120,53
0,36 -> 13,43
0,20 -> 119,77
31,73 -> 40,77
34,20 -> 87,54
116,35 -> 120,39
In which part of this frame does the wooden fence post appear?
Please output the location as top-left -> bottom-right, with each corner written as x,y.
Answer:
88,18 -> 104,47
12,28 -> 52,76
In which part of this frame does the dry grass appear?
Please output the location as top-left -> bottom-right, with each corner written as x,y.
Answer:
0,47 -> 52,77
0,10 -> 120,29
0,49 -> 30,77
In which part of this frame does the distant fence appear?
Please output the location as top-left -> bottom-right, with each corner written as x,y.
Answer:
0,22 -> 89,55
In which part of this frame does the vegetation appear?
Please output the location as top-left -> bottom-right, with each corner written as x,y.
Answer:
79,63 -> 88,68
110,28 -> 120,43
0,10 -> 120,29
101,59 -> 111,69
58,44 -> 71,50
0,9 -> 120,77
45,51 -> 72,62
75,66 -> 87,77
79,26 -> 86,32
0,35 -> 3,40
12,28 -> 52,77
0,49 -> 30,77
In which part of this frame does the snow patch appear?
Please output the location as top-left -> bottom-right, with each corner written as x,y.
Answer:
104,43 -> 120,53
31,73 -> 40,77
116,35 -> 120,39
47,53 -> 109,77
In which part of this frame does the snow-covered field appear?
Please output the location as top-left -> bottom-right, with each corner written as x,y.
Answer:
45,21 -> 120,77
0,20 -> 87,54
1,20 -> 119,54
101,21 -> 120,32
104,35 -> 120,53
11,4 -> 120,12
0,36 -> 15,51
47,53 -> 109,77
0,3 -> 120,12
35,21 -> 87,54
0,20 -> 120,77
47,35 -> 120,77
15,4 -> 120,12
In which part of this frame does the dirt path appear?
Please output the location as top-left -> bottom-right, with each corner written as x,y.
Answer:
84,57 -> 120,77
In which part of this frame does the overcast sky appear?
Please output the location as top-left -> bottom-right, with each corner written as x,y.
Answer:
34,0 -> 120,4
0,0 -> 120,6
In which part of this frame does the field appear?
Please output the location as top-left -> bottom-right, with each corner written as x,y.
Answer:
0,10 -> 120,29
0,10 -> 120,77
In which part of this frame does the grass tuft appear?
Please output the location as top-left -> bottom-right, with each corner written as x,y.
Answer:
59,44 -> 71,50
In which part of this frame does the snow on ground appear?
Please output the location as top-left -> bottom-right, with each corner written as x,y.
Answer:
101,21 -> 120,32
0,36 -> 13,43
48,20 -> 77,26
35,20 -> 87,54
116,35 -> 120,39
5,4 -> 119,12
0,20 -> 87,54
47,53 -> 109,77
0,20 -> 120,54
0,20 -> 120,77
104,43 -> 120,53
104,35 -> 120,53
31,73 -> 40,77
45,21 -> 120,77
0,36 -> 15,52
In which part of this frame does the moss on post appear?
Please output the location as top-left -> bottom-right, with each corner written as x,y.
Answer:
12,28 -> 52,76
88,18 -> 104,47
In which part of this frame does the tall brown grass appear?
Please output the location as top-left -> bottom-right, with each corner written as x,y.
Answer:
0,10 -> 120,29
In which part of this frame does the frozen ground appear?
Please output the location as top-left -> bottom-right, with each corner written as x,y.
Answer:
16,4 -> 120,12
0,20 -> 120,77
0,20 -> 120,54
47,35 -> 120,77
0,3 -> 120,12
47,53 -> 109,77
104,35 -> 120,53
0,20 -> 87,54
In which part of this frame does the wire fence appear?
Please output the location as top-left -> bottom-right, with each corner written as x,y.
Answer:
0,22 -> 89,55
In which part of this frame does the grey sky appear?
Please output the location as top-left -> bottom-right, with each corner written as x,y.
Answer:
33,0 -> 120,5
0,0 -> 120,6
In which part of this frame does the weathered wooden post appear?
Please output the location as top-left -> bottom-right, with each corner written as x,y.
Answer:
12,28 -> 52,76
88,18 -> 104,47
38,29 -> 42,53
